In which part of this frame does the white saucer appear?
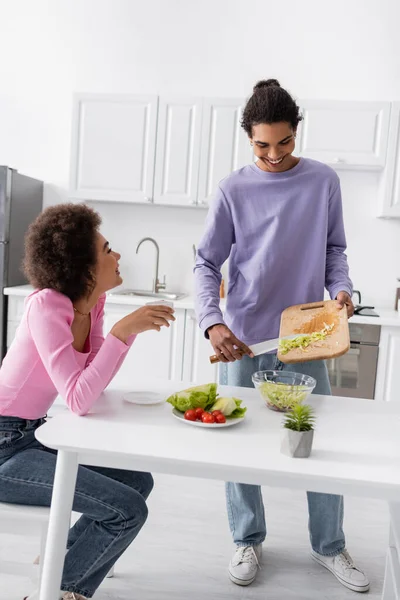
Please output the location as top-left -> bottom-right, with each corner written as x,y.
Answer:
123,391 -> 164,405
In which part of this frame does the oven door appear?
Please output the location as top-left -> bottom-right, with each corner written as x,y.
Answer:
326,343 -> 379,399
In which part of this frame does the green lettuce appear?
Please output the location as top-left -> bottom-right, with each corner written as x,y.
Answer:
211,396 -> 237,416
166,383 -> 217,413
259,381 -> 307,411
211,397 -> 247,419
228,399 -> 247,419
279,323 -> 335,356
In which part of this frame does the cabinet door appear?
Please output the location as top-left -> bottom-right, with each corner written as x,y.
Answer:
7,296 -> 26,322
197,98 -> 252,206
296,100 -> 390,169
375,327 -> 400,401
103,306 -> 185,389
70,94 -> 158,203
182,310 -> 219,383
6,296 -> 26,350
377,103 -> 400,218
153,96 -> 203,206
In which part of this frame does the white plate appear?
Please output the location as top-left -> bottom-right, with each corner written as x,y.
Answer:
123,391 -> 164,405
172,408 -> 245,428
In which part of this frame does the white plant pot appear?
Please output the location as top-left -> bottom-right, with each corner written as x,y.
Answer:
281,428 -> 314,458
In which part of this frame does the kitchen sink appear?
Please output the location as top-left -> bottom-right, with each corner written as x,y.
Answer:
111,289 -> 187,301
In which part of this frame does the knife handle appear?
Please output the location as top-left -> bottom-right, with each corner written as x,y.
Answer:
209,354 -> 221,364
209,350 -> 246,364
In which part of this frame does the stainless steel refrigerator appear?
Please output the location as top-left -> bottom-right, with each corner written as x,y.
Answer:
0,167 -> 43,361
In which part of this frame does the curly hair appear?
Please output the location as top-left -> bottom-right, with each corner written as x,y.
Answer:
23,203 -> 102,302
241,79 -> 303,137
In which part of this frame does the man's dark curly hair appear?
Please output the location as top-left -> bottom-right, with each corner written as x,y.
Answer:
23,203 -> 102,302
241,79 -> 303,137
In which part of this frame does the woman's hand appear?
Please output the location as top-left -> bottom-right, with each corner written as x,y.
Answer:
111,305 -> 175,343
208,324 -> 253,363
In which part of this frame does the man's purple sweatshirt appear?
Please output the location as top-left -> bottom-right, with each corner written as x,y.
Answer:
194,158 -> 352,345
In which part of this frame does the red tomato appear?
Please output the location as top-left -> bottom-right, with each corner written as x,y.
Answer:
215,414 -> 226,424
211,410 -> 222,416
184,409 -> 197,421
195,407 -> 205,419
202,413 -> 216,424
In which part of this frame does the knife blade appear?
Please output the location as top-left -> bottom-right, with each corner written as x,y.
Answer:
209,335 -> 298,364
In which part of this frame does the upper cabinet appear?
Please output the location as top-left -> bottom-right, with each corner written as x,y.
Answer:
197,98 -> 252,206
377,103 -> 400,218
153,97 -> 203,206
296,100 -> 391,170
69,94 -> 400,215
69,94 -> 158,203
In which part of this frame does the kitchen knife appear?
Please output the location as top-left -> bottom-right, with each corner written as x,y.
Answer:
209,335 -> 298,364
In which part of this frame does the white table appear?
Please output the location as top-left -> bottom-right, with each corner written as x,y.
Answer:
35,380 -> 400,600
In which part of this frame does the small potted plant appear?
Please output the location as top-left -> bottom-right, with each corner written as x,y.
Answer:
281,404 -> 315,458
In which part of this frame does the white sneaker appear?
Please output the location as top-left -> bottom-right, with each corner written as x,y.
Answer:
311,549 -> 370,593
228,544 -> 262,586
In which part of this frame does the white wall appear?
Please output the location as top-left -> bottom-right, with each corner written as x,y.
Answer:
0,0 -> 399,305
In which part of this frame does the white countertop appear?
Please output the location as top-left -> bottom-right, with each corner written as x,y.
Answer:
3,284 -> 200,310
4,284 -> 400,327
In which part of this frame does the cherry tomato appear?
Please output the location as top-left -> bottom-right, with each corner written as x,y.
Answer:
202,413 -> 216,424
211,410 -> 222,416
215,413 -> 226,424
184,409 -> 197,421
195,407 -> 205,419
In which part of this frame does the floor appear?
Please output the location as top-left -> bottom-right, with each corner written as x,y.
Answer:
0,475 -> 388,600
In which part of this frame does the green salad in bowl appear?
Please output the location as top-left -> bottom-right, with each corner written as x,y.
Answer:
252,370 -> 316,412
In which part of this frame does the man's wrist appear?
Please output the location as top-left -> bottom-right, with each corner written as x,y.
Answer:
207,323 -> 224,335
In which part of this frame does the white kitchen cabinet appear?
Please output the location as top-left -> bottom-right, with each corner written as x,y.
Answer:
375,327 -> 400,402
197,98 -> 252,206
6,295 -> 26,350
296,100 -> 390,169
153,96 -> 203,206
69,94 -> 158,203
377,102 -> 400,218
182,310 -> 219,383
103,305 -> 186,389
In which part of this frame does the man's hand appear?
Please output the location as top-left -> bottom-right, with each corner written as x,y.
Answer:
336,291 -> 354,318
208,324 -> 254,363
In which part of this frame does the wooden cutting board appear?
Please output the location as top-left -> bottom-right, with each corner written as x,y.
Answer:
277,300 -> 350,364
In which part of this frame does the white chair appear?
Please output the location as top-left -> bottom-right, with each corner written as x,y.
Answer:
0,502 -> 50,581
0,503 -> 114,583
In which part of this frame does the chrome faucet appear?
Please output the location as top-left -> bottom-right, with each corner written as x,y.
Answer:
135,237 -> 166,294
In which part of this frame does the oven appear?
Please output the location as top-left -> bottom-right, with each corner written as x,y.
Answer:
326,323 -> 381,399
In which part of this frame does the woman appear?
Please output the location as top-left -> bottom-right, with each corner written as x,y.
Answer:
0,203 -> 175,600
194,80 -> 369,593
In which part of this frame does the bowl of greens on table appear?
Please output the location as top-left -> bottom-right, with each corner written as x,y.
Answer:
252,370 -> 316,413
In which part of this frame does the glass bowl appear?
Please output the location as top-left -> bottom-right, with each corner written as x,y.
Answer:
252,370 -> 316,413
